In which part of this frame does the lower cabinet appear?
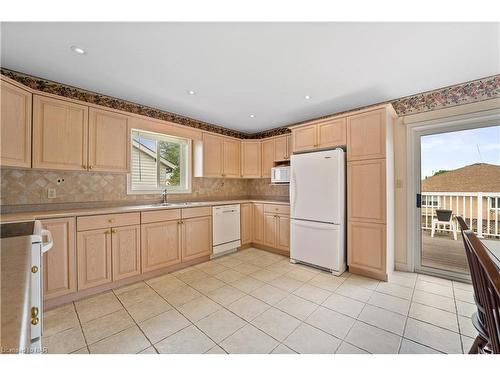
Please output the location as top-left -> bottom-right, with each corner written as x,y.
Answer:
240,203 -> 253,245
263,213 -> 290,253
77,228 -> 112,290
253,203 -> 265,244
141,219 -> 181,273
41,217 -> 77,300
347,221 -> 386,279
181,216 -> 212,262
112,225 -> 141,281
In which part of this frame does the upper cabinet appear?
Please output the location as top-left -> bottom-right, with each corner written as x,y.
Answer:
261,139 -> 274,178
274,135 -> 291,161
347,109 -> 386,161
201,133 -> 224,177
222,138 -> 241,178
241,141 -> 261,178
88,108 -> 129,172
291,118 -> 346,153
0,80 -> 32,168
199,133 -> 241,178
33,95 -> 89,171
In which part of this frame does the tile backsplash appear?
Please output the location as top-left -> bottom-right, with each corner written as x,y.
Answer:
0,168 -> 289,212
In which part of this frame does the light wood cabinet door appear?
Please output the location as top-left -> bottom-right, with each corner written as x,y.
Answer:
348,159 -> 386,223
253,203 -> 265,244
202,133 -> 223,177
240,203 -> 253,245
112,225 -> 141,281
77,228 -> 112,290
318,118 -> 346,148
141,220 -> 181,272
263,213 -> 277,248
261,139 -> 275,178
274,136 -> 289,162
88,108 -> 129,172
277,215 -> 290,252
0,80 -> 32,168
42,217 -> 76,300
347,109 -> 386,161
223,138 -> 241,178
348,221 -> 386,279
181,216 -> 212,262
292,124 -> 317,152
241,141 -> 261,178
33,95 -> 89,171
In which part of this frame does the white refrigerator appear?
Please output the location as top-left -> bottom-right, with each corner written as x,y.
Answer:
290,148 -> 346,275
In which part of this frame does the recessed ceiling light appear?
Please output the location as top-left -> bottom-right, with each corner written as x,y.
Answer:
188,90 -> 196,95
70,45 -> 86,55
305,95 -> 311,100
249,114 -> 255,118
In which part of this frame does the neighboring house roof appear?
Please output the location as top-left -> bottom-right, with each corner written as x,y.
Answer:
132,139 -> 177,170
422,163 -> 500,192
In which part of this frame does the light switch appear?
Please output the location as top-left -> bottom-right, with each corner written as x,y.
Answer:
47,188 -> 56,199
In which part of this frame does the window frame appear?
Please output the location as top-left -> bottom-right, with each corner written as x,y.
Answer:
127,128 -> 192,195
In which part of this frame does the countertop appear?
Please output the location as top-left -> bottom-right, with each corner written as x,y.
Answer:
0,235 -> 32,353
0,199 -> 290,223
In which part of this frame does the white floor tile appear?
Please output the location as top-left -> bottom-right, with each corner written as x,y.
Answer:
227,295 -> 270,321
345,321 -> 401,354
196,309 -> 246,343
306,306 -> 355,339
293,283 -> 332,305
155,325 -> 215,354
335,341 -> 369,354
275,294 -> 318,320
415,280 -> 453,298
376,282 -> 413,300
367,291 -> 410,316
412,289 -> 456,313
358,304 -> 407,335
399,339 -> 441,354
220,324 -> 279,354
409,302 -> 459,333
336,283 -> 374,302
404,318 -> 462,354
251,307 -> 301,341
284,323 -> 341,354
322,293 -> 365,318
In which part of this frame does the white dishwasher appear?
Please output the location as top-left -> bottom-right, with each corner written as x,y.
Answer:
212,204 -> 241,257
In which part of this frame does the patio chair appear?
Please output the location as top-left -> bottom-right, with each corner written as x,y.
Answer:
431,209 -> 457,240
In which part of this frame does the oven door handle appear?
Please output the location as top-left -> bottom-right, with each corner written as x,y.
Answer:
41,229 -> 54,253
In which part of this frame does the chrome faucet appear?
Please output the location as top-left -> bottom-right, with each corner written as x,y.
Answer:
161,188 -> 168,204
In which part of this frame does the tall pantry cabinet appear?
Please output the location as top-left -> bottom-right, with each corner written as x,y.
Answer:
346,106 -> 395,281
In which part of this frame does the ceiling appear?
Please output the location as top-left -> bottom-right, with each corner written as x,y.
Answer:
1,22 -> 498,133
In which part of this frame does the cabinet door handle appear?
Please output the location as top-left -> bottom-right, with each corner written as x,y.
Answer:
105,230 -> 110,234
88,165 -> 93,170
82,165 -> 87,169
111,229 -> 117,234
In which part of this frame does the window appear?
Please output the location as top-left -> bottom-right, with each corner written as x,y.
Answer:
422,195 -> 440,207
128,129 -> 191,194
490,197 -> 499,211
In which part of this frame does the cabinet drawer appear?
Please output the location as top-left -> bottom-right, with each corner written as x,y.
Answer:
77,212 -> 140,231
264,204 -> 290,216
141,209 -> 181,224
182,206 -> 211,219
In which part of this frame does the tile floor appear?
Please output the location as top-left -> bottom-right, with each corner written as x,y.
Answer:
42,248 -> 477,354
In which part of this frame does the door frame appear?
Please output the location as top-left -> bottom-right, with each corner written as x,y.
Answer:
406,108 -> 500,281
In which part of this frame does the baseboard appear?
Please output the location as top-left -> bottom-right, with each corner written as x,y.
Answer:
395,262 -> 413,272
348,265 -> 387,281
251,243 -> 290,257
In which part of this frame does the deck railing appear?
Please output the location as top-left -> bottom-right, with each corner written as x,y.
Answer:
421,192 -> 500,238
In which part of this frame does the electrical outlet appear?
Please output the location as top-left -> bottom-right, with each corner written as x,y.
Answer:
47,188 -> 56,199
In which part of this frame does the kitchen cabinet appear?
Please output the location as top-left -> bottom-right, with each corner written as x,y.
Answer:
201,133 -> 241,178
77,228 -> 112,290
253,203 -> 265,244
141,219 -> 181,272
222,138 -> 241,178
181,215 -> 212,262
241,141 -> 261,178
33,95 -> 89,171
41,217 -> 76,300
77,212 -> 140,289
347,108 -> 386,161
112,225 -> 141,281
263,205 -> 290,253
201,133 -> 223,177
88,108 -> 130,172
0,80 -> 32,168
261,139 -> 274,178
346,105 -> 394,281
291,118 -> 346,153
274,135 -> 291,161
240,203 -> 253,245
347,159 -> 386,223
348,221 -> 386,279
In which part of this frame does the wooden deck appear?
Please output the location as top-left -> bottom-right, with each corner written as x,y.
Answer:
421,231 -> 469,274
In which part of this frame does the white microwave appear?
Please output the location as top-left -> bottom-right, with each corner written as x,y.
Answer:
271,166 -> 290,184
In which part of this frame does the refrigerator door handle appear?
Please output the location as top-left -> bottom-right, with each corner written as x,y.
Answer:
291,169 -> 297,211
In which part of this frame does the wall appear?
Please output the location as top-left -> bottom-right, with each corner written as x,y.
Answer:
0,168 -> 289,212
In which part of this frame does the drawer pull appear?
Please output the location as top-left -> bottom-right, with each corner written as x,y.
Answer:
31,306 -> 39,325
108,219 -> 114,223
